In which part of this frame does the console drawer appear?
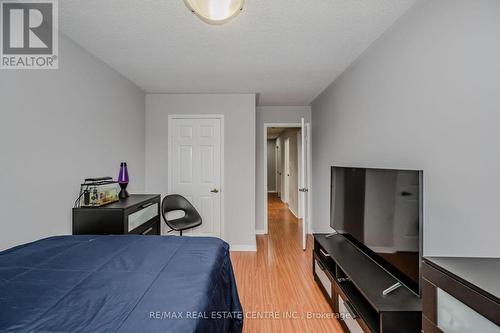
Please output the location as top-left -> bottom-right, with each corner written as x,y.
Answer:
314,258 -> 332,298
338,294 -> 364,333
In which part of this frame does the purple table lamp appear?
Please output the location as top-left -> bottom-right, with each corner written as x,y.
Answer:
118,162 -> 130,199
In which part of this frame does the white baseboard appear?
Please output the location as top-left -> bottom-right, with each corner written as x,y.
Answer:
311,227 -> 335,234
230,244 -> 257,252
255,229 -> 266,235
267,190 -> 277,193
289,206 -> 299,218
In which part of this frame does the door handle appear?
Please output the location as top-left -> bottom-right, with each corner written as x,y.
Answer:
141,227 -> 153,235
140,202 -> 154,209
210,189 -> 219,193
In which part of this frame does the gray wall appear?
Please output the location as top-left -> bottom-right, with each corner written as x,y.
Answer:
0,35 -> 146,251
311,0 -> 500,257
256,106 -> 311,232
267,140 -> 277,192
145,94 -> 256,249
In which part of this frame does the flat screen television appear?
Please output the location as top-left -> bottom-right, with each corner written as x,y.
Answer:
330,166 -> 423,295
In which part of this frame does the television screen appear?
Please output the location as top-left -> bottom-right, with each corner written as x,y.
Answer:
330,166 -> 422,294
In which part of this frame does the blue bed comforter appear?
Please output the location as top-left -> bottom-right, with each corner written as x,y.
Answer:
0,235 -> 243,333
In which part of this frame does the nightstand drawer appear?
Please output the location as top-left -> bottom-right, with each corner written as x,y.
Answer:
128,203 -> 159,232
436,288 -> 500,333
129,218 -> 160,235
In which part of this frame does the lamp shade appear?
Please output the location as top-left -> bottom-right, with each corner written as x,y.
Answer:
184,0 -> 245,25
118,162 -> 129,184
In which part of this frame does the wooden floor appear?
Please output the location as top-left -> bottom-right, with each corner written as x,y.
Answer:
231,193 -> 344,333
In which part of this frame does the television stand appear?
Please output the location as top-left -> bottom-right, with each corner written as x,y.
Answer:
313,234 -> 421,333
325,231 -> 338,238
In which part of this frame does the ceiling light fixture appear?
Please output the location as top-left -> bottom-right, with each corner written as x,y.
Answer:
184,0 -> 245,25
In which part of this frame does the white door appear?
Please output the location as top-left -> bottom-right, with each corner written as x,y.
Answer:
169,117 -> 222,237
300,118 -> 311,250
284,138 -> 290,204
276,138 -> 282,198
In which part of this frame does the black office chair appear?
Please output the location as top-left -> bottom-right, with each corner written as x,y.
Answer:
161,195 -> 202,236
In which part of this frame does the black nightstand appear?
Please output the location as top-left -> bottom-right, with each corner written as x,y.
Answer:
72,194 -> 161,235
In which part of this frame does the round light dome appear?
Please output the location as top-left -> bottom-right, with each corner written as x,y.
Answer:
184,0 -> 245,25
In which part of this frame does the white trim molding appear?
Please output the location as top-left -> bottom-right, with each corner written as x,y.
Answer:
255,229 -> 266,235
230,244 -> 257,252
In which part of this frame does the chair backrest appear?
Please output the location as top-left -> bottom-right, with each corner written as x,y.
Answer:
161,194 -> 201,229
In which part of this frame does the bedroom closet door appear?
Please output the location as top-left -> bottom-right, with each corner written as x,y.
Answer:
284,138 -> 290,204
169,116 -> 223,238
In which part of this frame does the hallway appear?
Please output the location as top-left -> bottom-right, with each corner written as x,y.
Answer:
231,193 -> 344,332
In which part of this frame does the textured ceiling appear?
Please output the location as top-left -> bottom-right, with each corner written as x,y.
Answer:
59,0 -> 417,106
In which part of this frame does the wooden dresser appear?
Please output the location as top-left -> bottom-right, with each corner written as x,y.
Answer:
72,194 -> 161,236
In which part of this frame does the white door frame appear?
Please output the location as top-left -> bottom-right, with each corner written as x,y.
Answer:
263,123 -> 312,235
307,123 -> 312,237
167,114 -> 225,239
297,130 -> 302,217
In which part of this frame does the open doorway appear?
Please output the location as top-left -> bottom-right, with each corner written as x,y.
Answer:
264,122 -> 311,250
267,128 -> 299,214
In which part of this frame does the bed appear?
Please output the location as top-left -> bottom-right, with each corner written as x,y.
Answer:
0,235 -> 243,333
